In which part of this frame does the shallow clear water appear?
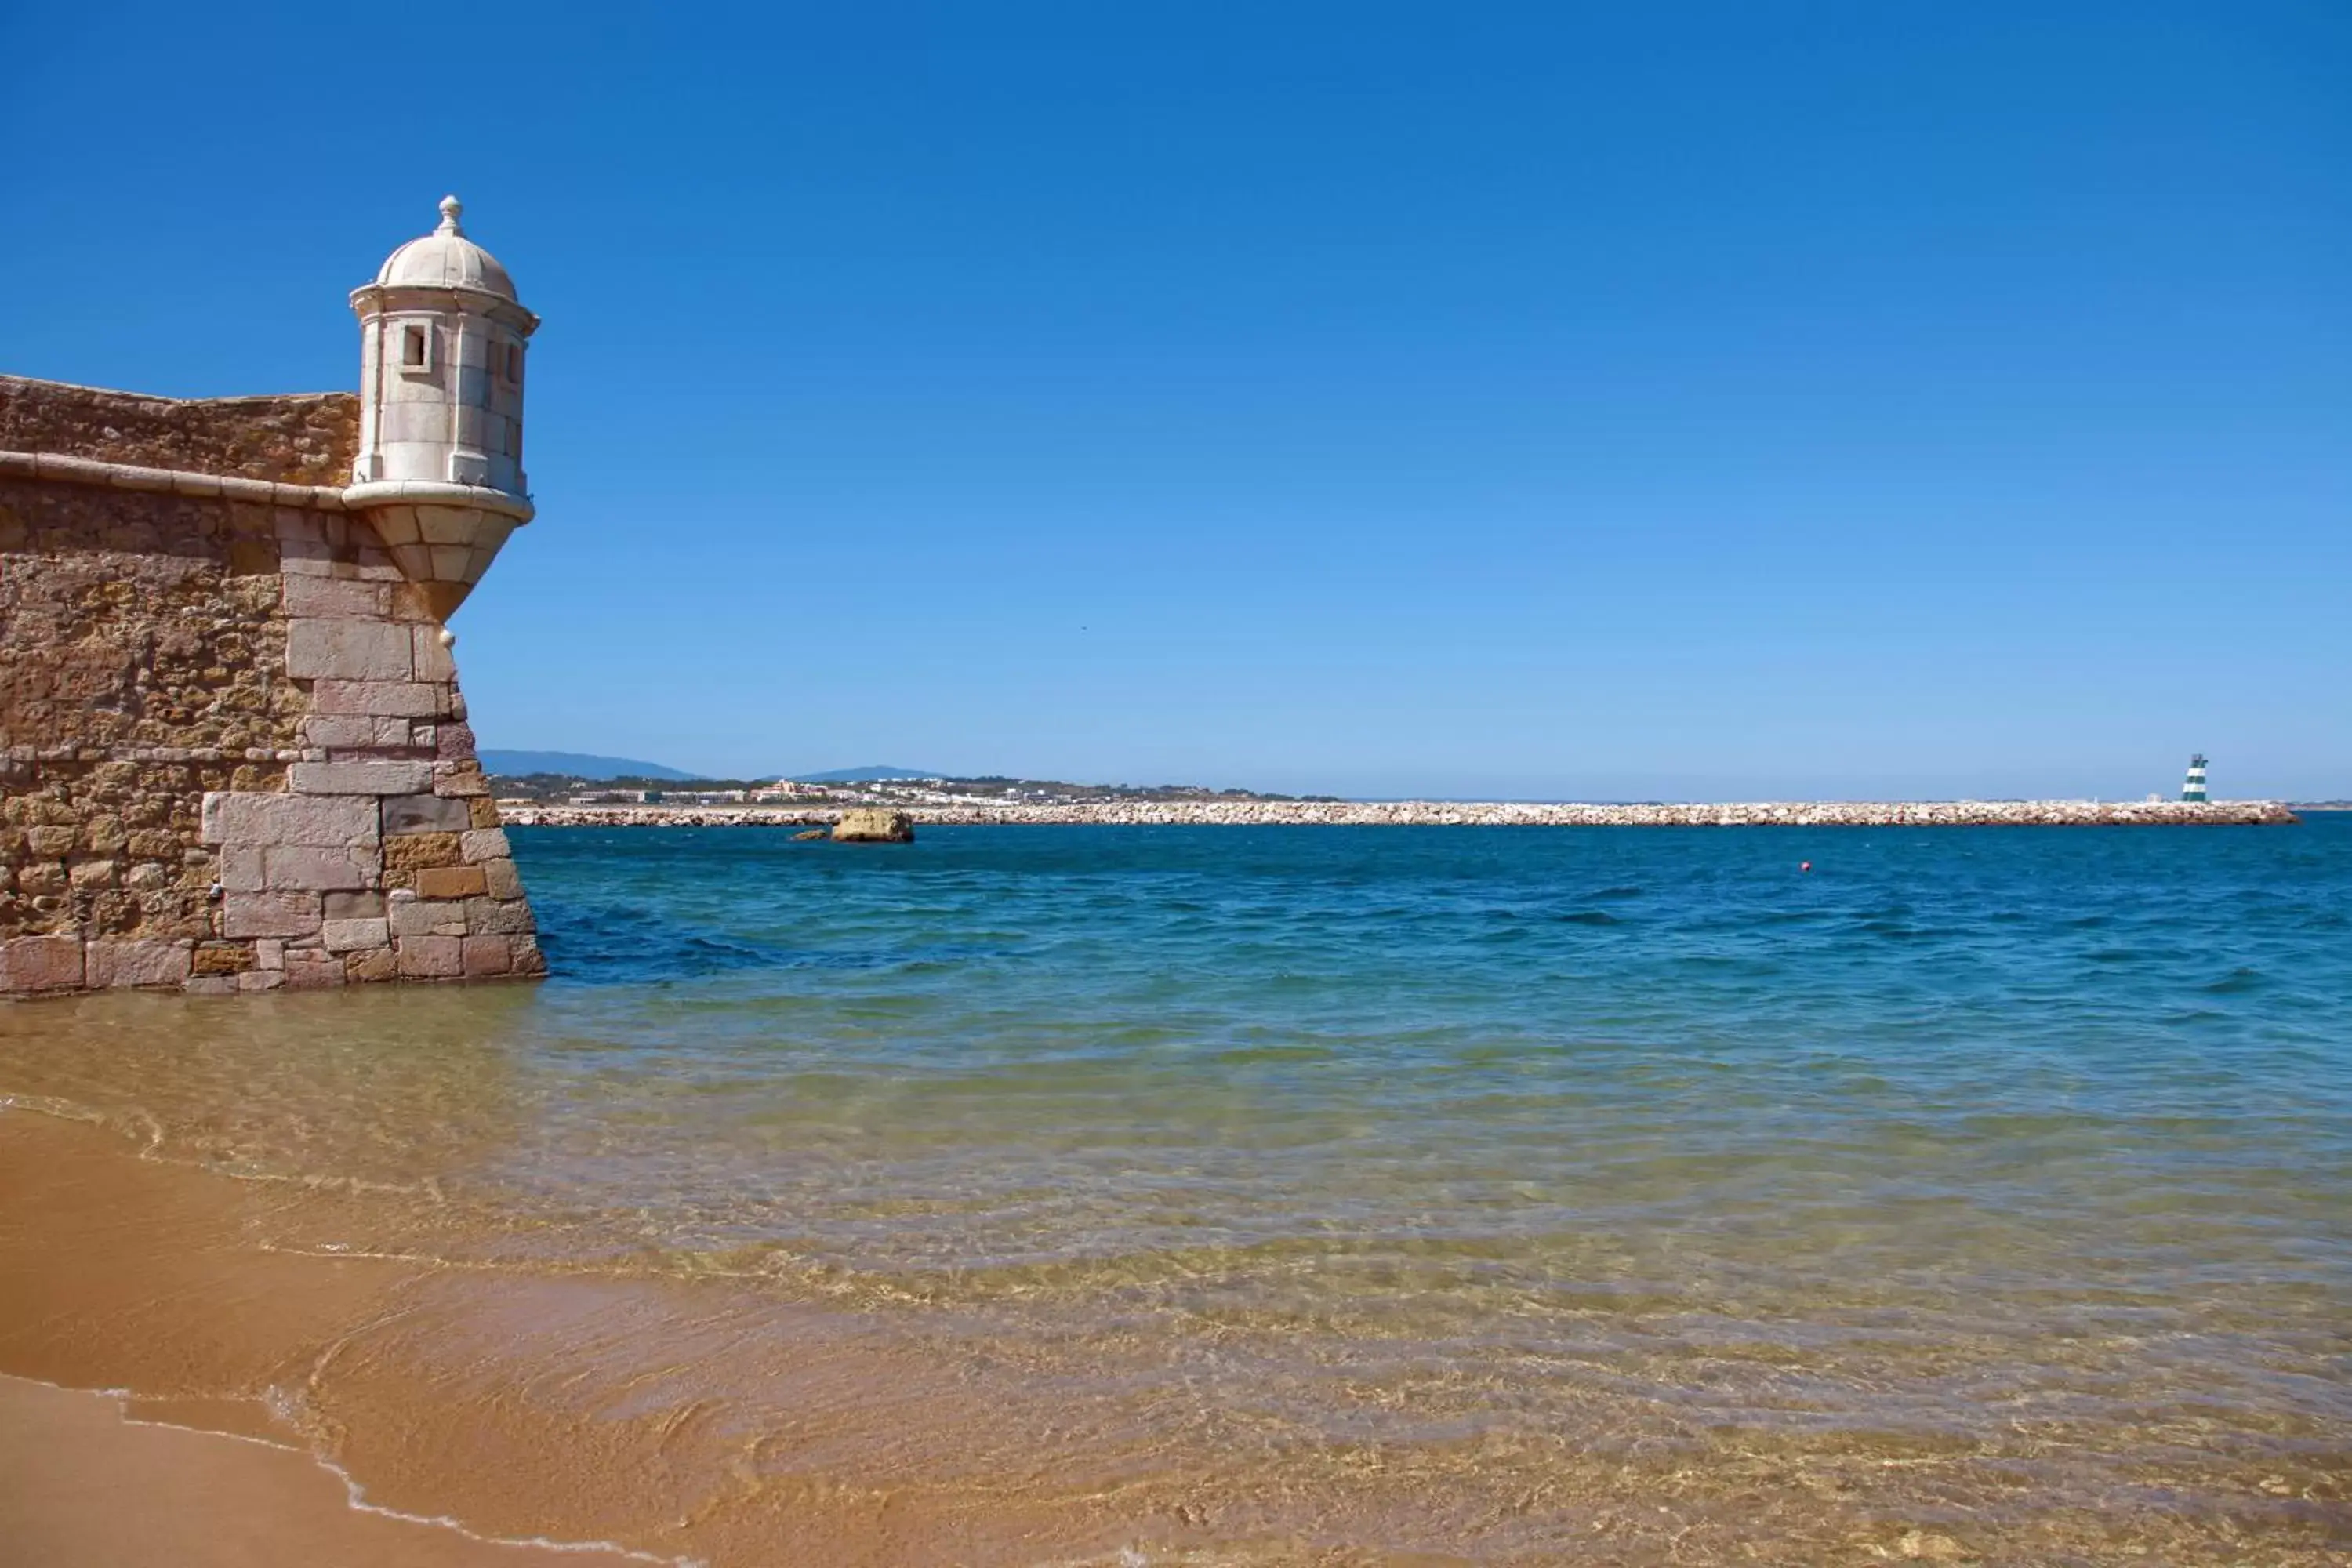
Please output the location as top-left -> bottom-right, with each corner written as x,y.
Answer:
520,821 -> 2352,1305
5,819 -> 2350,1559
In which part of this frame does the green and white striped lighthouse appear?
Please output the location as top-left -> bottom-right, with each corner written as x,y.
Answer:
2181,753 -> 2209,804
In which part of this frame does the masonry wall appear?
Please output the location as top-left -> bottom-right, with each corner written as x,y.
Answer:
0,376 -> 542,996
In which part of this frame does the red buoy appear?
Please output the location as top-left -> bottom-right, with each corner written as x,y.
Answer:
1800,861 -> 1813,873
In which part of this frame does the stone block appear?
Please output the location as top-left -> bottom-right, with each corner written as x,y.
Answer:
222,890 -> 321,938
387,583 -> 442,622
280,512 -> 332,550
218,847 -> 267,893
183,975 -> 240,996
345,948 -> 398,984
384,832 -> 462,870
287,619 -> 415,682
3,935 -> 85,993
412,626 -> 456,683
460,935 -> 513,976
323,890 -> 386,920
85,939 -> 193,989
436,723 -> 478,761
510,937 -> 547,978
16,863 -> 67,896
190,943 -> 255,976
67,859 -> 118,890
459,828 -> 511,862
414,865 -> 488,900
202,792 -> 379,849
24,826 -> 75,856
481,857 -> 524,901
127,829 -> 182,860
282,576 -> 389,619
466,896 -> 535,935
397,935 -> 463,979
238,969 -> 285,993
261,848 -> 372,891
390,898 -> 467,938
383,794 -> 472,835
299,714 -> 412,750
255,939 -> 285,972
433,762 -> 489,797
282,953 -> 348,989
290,761 -> 434,797
309,681 -> 448,718
321,918 -> 390,953
469,798 -> 503,829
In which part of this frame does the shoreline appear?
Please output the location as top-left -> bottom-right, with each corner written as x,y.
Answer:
0,1374 -> 623,1567
0,1107 -> 715,1567
6,887 -> 2348,1566
503,797 -> 2299,829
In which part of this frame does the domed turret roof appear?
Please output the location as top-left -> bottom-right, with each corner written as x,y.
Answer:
372,196 -> 517,299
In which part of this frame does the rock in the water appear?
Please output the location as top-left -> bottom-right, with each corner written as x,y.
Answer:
832,808 -> 914,844
790,829 -> 828,841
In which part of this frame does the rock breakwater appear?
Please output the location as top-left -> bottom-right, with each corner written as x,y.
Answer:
504,799 -> 2299,829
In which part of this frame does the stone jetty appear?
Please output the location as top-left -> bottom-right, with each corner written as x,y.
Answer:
504,799 -> 2298,830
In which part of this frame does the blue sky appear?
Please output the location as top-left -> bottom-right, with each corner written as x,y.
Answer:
7,2 -> 2347,799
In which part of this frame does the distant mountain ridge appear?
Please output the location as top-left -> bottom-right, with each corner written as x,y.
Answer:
788,764 -> 946,783
478,753 -> 951,785
477,750 -> 697,781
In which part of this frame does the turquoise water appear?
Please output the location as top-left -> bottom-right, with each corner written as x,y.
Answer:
5,818 -> 2348,1558
516,821 -> 2352,1292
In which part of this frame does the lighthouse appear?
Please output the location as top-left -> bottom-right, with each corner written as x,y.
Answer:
2182,754 -> 2209,803
343,195 -> 540,620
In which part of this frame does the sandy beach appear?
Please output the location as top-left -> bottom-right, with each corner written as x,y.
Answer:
0,1375 -> 592,1566
0,1109 -> 695,1566
0,1098 -> 1277,1566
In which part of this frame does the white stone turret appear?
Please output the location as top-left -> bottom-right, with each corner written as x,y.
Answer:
345,196 -> 540,619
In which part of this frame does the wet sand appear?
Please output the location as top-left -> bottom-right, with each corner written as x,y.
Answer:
0,1106 -> 1275,1566
6,1102 -> 2349,1566
0,1110 -> 693,1566
0,1375 -> 590,1566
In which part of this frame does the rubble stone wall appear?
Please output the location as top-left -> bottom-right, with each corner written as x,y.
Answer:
0,375 -> 358,486
0,377 -> 541,996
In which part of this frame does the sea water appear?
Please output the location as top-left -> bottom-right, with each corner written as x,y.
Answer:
3,819 -> 2347,1559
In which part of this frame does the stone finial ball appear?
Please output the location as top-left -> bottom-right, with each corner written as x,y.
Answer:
437,629 -> 458,649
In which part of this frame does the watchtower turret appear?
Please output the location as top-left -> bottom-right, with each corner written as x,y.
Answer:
345,196 -> 539,619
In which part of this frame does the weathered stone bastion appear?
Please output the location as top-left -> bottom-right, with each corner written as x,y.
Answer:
1,199 -> 544,996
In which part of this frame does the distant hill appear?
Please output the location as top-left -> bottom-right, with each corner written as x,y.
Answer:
477,750 -> 697,781
789,764 -> 945,783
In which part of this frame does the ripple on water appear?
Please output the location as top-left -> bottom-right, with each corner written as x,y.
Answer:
1,818 -> 2347,1560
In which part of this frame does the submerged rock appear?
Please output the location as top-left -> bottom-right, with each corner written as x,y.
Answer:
789,828 -> 828,841
831,808 -> 914,844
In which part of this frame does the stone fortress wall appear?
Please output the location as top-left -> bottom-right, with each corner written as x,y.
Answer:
0,375 -> 542,995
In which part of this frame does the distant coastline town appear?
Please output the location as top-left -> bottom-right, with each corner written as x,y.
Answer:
484,760 -> 2305,829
